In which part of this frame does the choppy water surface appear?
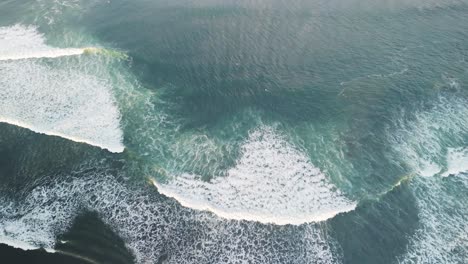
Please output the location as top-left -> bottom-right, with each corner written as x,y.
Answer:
0,0 -> 467,263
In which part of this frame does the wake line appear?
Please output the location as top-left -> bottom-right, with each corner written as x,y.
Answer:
0,47 -> 127,61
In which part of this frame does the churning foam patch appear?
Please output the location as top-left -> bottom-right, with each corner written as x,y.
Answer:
0,47 -> 86,61
399,175 -> 468,263
387,97 -> 468,178
0,25 -> 87,61
0,171 -> 343,264
154,127 -> 356,225
0,25 -> 124,153
442,147 -> 468,177
386,97 -> 468,262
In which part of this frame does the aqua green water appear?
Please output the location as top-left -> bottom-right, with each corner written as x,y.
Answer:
0,0 -> 467,263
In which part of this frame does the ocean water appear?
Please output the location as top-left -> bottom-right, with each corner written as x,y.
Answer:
0,0 -> 467,263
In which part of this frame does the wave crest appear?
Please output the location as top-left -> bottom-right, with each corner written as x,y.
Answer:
153,127 -> 356,225
0,25 -> 124,152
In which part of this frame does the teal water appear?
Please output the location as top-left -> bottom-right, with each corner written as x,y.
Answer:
0,0 -> 467,263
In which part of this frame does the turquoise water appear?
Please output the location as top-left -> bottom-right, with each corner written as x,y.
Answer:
0,0 -> 467,263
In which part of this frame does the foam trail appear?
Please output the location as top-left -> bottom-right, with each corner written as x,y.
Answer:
0,25 -> 124,153
0,172 -> 343,264
153,127 -> 356,225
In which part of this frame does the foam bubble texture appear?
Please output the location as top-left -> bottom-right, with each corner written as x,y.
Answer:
387,96 -> 468,262
387,97 -> 468,177
442,147 -> 468,177
399,175 -> 468,263
155,126 -> 356,225
0,25 -> 124,152
0,170 -> 343,264
0,25 -> 86,61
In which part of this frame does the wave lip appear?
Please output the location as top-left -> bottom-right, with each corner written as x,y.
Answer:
0,118 -> 124,153
0,24 -> 83,61
0,25 -> 125,62
0,47 -> 126,62
0,60 -> 125,153
0,48 -> 85,61
152,179 -> 356,225
152,127 -> 356,225
0,236 -> 55,253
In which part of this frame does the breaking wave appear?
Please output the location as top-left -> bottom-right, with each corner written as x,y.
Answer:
0,25 -> 124,153
387,96 -> 468,178
398,174 -> 468,263
154,126 -> 356,225
0,25 -> 90,61
0,169 -> 343,264
387,95 -> 468,263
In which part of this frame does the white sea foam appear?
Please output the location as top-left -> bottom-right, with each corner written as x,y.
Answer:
154,126 -> 356,225
0,47 -> 86,61
442,147 -> 468,177
399,175 -> 468,263
387,97 -> 468,263
387,97 -> 468,178
0,25 -> 88,61
0,25 -> 124,152
0,170 -> 342,264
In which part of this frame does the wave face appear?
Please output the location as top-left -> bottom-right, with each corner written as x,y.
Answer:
0,25 -> 124,153
155,126 -> 356,225
0,169 -> 343,264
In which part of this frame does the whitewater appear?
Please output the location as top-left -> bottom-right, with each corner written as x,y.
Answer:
0,25 -> 125,153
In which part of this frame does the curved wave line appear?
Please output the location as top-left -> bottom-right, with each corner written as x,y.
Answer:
149,178 -> 357,225
0,119 -> 124,153
0,235 -> 55,253
0,47 -> 127,61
